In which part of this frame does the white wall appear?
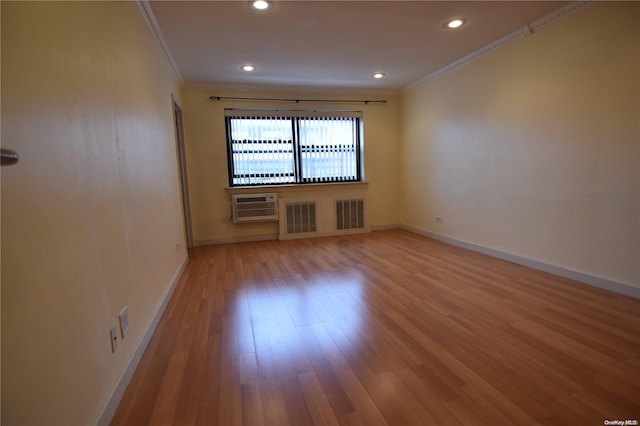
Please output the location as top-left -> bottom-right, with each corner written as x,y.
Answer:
1,2 -> 186,424
401,2 -> 640,289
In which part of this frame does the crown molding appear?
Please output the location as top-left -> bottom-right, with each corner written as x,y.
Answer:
181,82 -> 400,98
403,1 -> 593,92
530,0 -> 593,32
136,0 -> 183,82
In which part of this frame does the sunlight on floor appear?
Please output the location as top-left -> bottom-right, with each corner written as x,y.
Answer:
233,269 -> 366,366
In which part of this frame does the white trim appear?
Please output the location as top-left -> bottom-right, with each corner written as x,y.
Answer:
404,30 -> 524,91
195,228 -> 375,247
95,256 -> 189,426
195,234 -> 279,246
172,96 -> 194,248
182,82 -> 400,98
371,224 -> 401,231
403,1 -> 593,92
401,225 -> 639,300
280,228 -> 370,241
136,0 -> 183,82
530,1 -> 592,32
226,181 -> 368,195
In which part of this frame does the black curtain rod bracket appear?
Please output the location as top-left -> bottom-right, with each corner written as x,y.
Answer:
209,95 -> 386,104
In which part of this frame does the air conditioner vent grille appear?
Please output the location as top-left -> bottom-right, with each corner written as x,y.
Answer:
232,193 -> 278,222
286,201 -> 317,234
336,199 -> 365,230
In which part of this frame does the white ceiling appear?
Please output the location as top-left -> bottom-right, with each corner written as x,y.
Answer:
149,1 -> 569,91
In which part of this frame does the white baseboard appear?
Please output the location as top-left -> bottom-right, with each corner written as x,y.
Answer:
196,227 -> 381,245
196,225 -> 638,299
402,225 -> 639,300
95,255 -> 189,426
278,227 -> 371,241
195,233 -> 279,246
371,224 -> 401,231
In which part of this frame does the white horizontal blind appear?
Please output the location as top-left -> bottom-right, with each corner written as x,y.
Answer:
226,110 -> 362,186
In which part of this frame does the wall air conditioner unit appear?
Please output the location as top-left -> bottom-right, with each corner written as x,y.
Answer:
232,193 -> 278,223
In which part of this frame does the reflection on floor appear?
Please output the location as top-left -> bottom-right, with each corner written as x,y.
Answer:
112,229 -> 640,426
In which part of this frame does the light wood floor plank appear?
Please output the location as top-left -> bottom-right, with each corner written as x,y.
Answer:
298,372 -> 340,426
260,380 -> 290,426
111,230 -> 640,425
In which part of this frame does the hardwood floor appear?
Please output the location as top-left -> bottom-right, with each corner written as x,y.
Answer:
111,230 -> 640,425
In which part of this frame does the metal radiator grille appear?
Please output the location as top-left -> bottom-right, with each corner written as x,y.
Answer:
286,201 -> 317,234
336,199 -> 365,230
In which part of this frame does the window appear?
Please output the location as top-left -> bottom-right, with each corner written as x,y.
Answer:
225,110 -> 363,186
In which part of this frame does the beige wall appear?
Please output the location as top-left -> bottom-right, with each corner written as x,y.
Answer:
1,2 -> 186,425
2,1 -> 637,424
401,2 -> 640,288
181,87 -> 401,244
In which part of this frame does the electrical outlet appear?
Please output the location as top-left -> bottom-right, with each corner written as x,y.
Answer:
119,306 -> 130,338
175,242 -> 181,251
436,216 -> 443,223
110,327 -> 119,353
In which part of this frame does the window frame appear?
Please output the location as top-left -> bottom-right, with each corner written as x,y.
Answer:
224,109 -> 364,187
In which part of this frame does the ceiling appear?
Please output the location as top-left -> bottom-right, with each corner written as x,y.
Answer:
149,1 -> 569,91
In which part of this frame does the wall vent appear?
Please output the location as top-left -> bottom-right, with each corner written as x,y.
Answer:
336,198 -> 365,231
285,201 -> 317,234
279,195 -> 369,240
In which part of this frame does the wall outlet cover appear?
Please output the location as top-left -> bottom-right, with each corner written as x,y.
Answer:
119,306 -> 130,338
110,327 -> 119,353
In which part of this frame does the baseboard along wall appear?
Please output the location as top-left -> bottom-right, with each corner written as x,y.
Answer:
401,225 -> 639,300
196,223 -> 638,300
99,223 -> 637,424
96,255 -> 189,426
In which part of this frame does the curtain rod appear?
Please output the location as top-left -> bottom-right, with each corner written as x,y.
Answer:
209,95 -> 387,104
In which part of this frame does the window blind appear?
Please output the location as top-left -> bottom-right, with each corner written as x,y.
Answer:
227,116 -> 295,186
225,110 -> 362,186
299,116 -> 359,183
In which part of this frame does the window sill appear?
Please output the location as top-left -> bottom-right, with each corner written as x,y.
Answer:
225,181 -> 368,195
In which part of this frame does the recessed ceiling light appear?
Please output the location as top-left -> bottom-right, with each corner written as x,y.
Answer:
242,65 -> 256,72
372,72 -> 386,79
251,0 -> 271,10
445,18 -> 467,29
